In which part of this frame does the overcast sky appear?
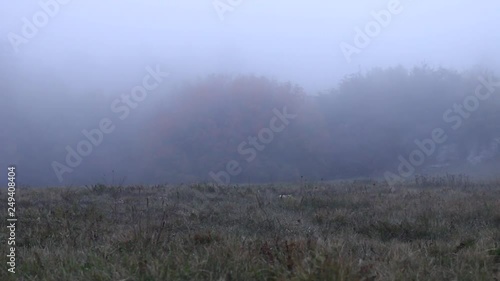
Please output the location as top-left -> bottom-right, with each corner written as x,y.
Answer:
1,1 -> 500,94
2,1 -> 500,186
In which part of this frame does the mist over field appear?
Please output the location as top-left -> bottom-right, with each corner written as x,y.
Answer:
1,1 -> 500,187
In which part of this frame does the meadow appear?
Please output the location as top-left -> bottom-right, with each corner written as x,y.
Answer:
1,175 -> 500,280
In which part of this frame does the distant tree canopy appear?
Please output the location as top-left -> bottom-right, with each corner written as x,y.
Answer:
4,64 -> 500,186
142,65 -> 500,184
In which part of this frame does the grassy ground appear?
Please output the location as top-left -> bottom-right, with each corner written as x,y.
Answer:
1,176 -> 500,280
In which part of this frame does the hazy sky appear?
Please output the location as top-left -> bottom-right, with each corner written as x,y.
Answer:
2,1 -> 500,186
2,1 -> 500,93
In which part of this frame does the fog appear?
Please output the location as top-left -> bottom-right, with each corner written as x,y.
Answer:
1,1 -> 500,187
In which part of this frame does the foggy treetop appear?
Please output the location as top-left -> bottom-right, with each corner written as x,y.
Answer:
1,1 -> 499,186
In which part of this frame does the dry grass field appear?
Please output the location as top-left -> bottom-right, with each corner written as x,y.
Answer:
1,175 -> 500,280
